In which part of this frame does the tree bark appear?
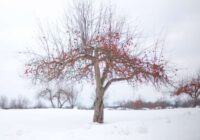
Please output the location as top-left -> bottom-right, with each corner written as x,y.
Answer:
192,97 -> 197,107
93,87 -> 104,123
93,49 -> 105,123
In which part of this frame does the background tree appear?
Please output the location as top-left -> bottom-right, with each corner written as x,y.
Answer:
38,88 -> 56,108
25,1 -> 172,123
38,84 -> 78,108
175,72 -> 200,107
56,86 -> 79,108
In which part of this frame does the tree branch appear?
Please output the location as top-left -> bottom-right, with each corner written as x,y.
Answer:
103,74 -> 134,92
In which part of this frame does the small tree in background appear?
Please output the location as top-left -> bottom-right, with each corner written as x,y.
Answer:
175,72 -> 200,107
37,88 -> 56,108
56,87 -> 79,108
25,1 -> 173,123
38,85 -> 78,108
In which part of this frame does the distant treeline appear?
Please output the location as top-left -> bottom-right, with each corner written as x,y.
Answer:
110,99 -> 200,110
0,94 -> 199,110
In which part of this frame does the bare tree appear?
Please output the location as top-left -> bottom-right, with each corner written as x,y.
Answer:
37,88 -> 56,108
25,1 -> 173,123
175,72 -> 200,107
38,85 -> 79,108
56,87 -> 78,108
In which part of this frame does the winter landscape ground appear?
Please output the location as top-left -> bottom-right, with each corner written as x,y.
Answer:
0,108 -> 200,140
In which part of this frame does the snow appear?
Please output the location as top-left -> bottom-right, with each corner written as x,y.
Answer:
0,108 -> 200,140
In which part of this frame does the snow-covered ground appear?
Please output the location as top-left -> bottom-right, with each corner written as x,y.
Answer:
0,108 -> 199,140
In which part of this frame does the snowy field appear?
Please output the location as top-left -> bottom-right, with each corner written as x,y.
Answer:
0,108 -> 200,140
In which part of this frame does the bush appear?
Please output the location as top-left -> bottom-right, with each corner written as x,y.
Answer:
33,100 -> 47,109
9,96 -> 29,109
0,95 -> 8,109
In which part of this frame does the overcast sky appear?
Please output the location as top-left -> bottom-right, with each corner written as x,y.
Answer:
0,0 -> 200,105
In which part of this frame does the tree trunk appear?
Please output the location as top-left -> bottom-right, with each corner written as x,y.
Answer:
93,49 -> 104,123
93,87 -> 104,123
192,98 -> 197,107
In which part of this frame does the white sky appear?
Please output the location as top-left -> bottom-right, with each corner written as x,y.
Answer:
0,0 -> 200,106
